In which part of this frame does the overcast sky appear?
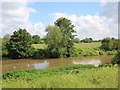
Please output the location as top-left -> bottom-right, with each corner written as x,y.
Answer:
0,0 -> 118,40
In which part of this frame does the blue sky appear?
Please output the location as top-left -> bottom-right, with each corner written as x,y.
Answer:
1,1 -> 118,39
28,2 -> 101,25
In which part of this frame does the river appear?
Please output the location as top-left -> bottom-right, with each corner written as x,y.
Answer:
1,55 -> 113,73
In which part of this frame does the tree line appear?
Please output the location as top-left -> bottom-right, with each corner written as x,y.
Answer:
1,17 -> 120,64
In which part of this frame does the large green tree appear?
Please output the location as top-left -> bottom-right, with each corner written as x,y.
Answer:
45,26 -> 63,58
46,17 -> 76,58
7,28 -> 34,59
54,17 -> 76,57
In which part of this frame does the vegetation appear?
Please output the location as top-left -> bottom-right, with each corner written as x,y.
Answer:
112,50 -> 120,64
72,38 -> 80,43
32,42 -> 117,57
1,17 -> 119,61
6,28 -> 34,59
81,38 -> 93,43
32,44 -> 47,49
2,64 -> 118,88
2,38 -> 9,57
32,35 -> 41,44
46,17 -> 76,58
100,38 -> 120,51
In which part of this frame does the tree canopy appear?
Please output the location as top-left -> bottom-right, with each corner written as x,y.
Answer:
46,17 -> 76,58
32,35 -> 41,44
100,38 -> 120,51
81,38 -> 93,43
7,28 -> 34,59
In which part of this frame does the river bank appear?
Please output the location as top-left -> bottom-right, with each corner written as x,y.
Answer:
2,64 -> 118,88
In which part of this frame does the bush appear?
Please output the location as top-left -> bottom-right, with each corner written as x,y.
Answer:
71,48 -> 82,57
112,51 -> 120,64
2,39 -> 9,57
32,49 -> 49,59
106,51 -> 117,55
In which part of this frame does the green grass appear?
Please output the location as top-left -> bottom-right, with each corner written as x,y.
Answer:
2,64 -> 118,88
32,42 -> 117,57
32,42 -> 101,49
74,42 -> 101,49
32,44 -> 47,49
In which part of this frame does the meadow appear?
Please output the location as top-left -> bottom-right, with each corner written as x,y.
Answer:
32,42 -> 101,49
2,42 -> 119,88
2,64 -> 118,88
32,42 -> 117,57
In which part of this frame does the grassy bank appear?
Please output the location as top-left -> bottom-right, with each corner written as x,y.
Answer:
32,42 -> 101,49
32,43 -> 117,57
2,64 -> 118,88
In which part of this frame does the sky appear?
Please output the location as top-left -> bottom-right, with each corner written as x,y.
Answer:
0,0 -> 118,40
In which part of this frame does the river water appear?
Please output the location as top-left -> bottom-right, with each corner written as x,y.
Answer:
1,55 -> 113,73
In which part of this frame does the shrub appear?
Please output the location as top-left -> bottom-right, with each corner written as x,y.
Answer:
112,51 -> 120,64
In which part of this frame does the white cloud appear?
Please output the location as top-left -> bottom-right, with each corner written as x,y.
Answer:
1,1 -> 118,40
52,12 -> 117,40
1,1 -> 46,38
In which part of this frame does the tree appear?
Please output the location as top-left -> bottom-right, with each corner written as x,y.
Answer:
100,38 -> 111,51
112,50 -> 120,64
81,38 -> 93,43
54,17 -> 76,57
46,17 -> 76,58
7,28 -> 34,59
32,35 -> 41,44
73,38 -> 80,43
2,38 -> 9,57
100,38 -> 120,51
45,25 -> 63,58
3,34 -> 11,40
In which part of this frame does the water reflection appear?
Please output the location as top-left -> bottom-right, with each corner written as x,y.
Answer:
33,61 -> 49,69
2,55 -> 112,73
73,59 -> 102,67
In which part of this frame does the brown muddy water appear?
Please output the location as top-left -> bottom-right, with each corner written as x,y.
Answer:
1,55 -> 113,73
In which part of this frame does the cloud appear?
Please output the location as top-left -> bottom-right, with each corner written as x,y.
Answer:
52,12 -> 117,40
1,1 -> 118,40
1,1 -> 46,38
99,2 -> 118,23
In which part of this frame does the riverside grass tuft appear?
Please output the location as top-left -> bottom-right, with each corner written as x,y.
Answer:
2,64 -> 118,88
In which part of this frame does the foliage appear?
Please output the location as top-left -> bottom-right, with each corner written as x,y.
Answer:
54,17 -> 76,57
2,34 -> 11,57
32,44 -> 47,49
32,42 -> 117,58
2,38 -> 9,57
6,28 -> 34,59
45,26 -> 63,58
112,50 -> 120,64
100,38 -> 120,51
32,49 -> 50,59
3,34 -> 11,40
46,17 -> 76,58
2,64 -> 118,88
32,35 -> 41,44
72,38 -> 80,43
81,38 -> 93,43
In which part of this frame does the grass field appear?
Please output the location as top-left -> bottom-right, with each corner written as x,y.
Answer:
2,64 -> 118,88
32,44 -> 47,49
32,42 -> 101,49
74,42 -> 101,49
32,42 -> 117,56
